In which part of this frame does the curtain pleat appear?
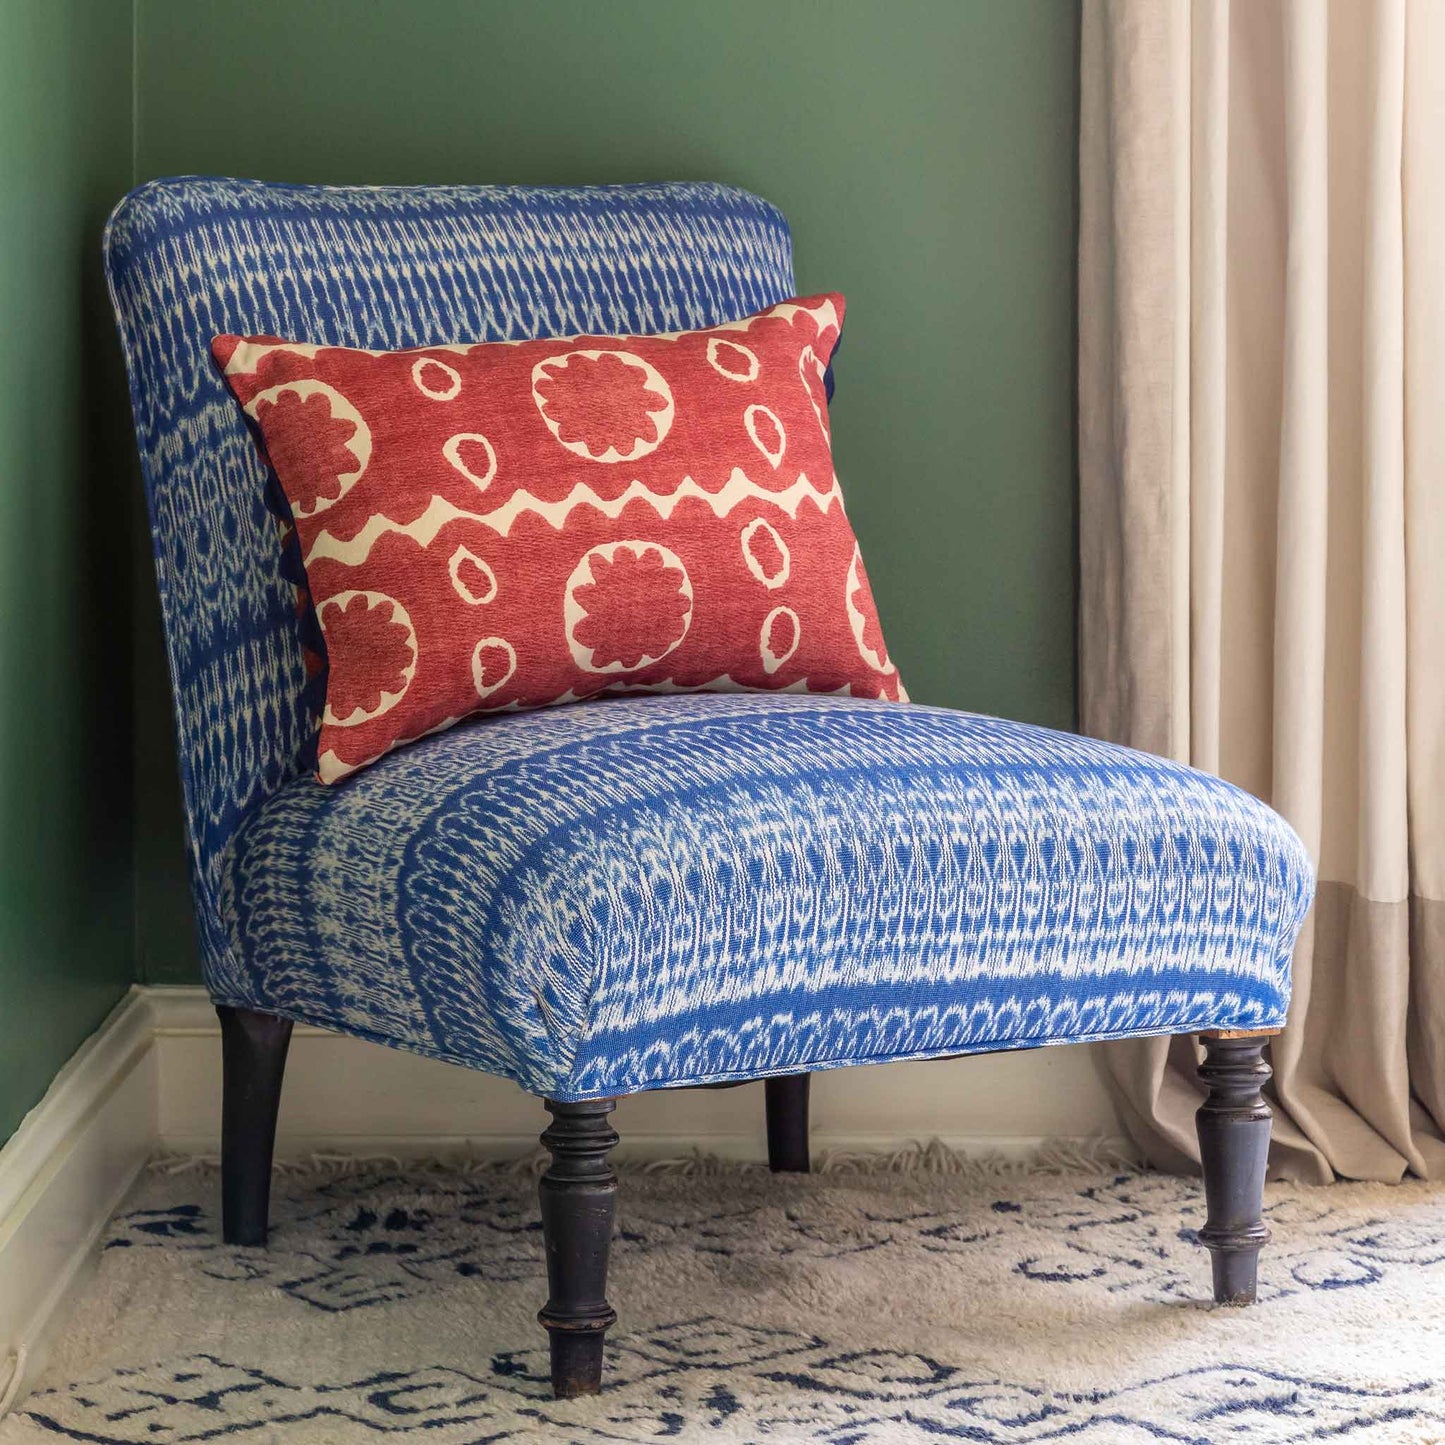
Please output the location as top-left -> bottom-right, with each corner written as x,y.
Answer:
1403,0 -> 1445,1156
1189,0 -> 1229,774
1080,0 -> 1445,1183
1078,0 -> 1184,760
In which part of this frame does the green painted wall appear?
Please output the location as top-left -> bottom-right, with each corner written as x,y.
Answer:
0,0 -> 136,1139
128,0 -> 1080,981
0,0 -> 1079,1135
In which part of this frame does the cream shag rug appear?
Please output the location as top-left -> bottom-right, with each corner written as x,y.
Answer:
4,1149 -> 1445,1443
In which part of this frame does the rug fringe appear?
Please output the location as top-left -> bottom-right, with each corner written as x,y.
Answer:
149,1136 -> 1141,1182
815,1137 -> 1140,1178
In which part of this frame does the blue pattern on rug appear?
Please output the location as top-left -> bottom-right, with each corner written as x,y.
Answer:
14,1163 -> 1444,1443
17,1327 -> 1444,1442
102,1166 -> 1444,1314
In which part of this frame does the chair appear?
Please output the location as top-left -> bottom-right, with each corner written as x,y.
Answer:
105,177 -> 1314,1399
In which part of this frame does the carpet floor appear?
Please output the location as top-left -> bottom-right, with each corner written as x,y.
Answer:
3,1149 -> 1444,1443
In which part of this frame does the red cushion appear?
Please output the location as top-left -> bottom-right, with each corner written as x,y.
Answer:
213,294 -> 903,782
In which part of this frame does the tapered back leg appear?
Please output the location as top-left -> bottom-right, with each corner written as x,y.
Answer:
765,1074 -> 811,1173
1195,1031 -> 1275,1304
217,1006 -> 293,1247
538,1098 -> 619,1397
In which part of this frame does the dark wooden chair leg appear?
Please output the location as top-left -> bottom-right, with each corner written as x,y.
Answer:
538,1098 -> 618,1398
1195,1030 -> 1276,1305
765,1074 -> 811,1173
217,1005 -> 293,1246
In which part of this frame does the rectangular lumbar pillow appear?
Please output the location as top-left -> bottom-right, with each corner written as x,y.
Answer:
213,294 -> 903,782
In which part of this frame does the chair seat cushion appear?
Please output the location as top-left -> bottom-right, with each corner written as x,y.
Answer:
219,695 -> 1313,1100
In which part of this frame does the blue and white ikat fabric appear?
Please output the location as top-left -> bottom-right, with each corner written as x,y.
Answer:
106,178 -> 1313,1098
222,694 -> 1311,1099
105,176 -> 798,985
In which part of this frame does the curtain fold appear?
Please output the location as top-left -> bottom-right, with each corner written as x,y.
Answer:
1079,0 -> 1445,1183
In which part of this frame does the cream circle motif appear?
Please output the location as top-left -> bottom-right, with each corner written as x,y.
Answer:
564,540 -> 693,673
442,432 -> 498,493
706,336 -> 761,383
318,591 -> 417,726
740,517 -> 791,589
245,380 -> 371,518
411,355 -> 463,401
760,606 -> 801,674
448,545 -> 498,605
531,349 -> 675,464
471,637 -> 517,699
846,547 -> 891,673
744,404 -> 787,468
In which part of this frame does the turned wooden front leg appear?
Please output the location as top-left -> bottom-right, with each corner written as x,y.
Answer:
1195,1031 -> 1275,1305
538,1098 -> 619,1397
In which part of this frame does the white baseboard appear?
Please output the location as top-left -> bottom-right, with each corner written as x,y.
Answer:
0,983 -> 1124,1410
149,986 -> 1124,1160
0,989 -> 155,1412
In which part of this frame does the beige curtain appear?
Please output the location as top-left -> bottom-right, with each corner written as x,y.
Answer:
1079,0 -> 1445,1184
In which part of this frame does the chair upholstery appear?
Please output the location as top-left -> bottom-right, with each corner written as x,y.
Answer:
108,177 -> 1312,1102
221,693 -> 1312,1099
104,177 -> 796,982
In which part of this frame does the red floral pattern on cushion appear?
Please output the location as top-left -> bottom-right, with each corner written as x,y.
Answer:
214,294 -> 903,782
570,543 -> 692,672
533,351 -> 673,462
254,390 -> 360,514
320,592 -> 415,724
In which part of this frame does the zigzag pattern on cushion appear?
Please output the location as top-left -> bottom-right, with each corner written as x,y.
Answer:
220,695 -> 1313,1099
104,178 -> 797,978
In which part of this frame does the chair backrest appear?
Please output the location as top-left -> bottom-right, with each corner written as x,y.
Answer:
105,177 -> 796,977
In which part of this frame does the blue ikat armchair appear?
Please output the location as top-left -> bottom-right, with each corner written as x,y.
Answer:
106,177 -> 1314,1398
